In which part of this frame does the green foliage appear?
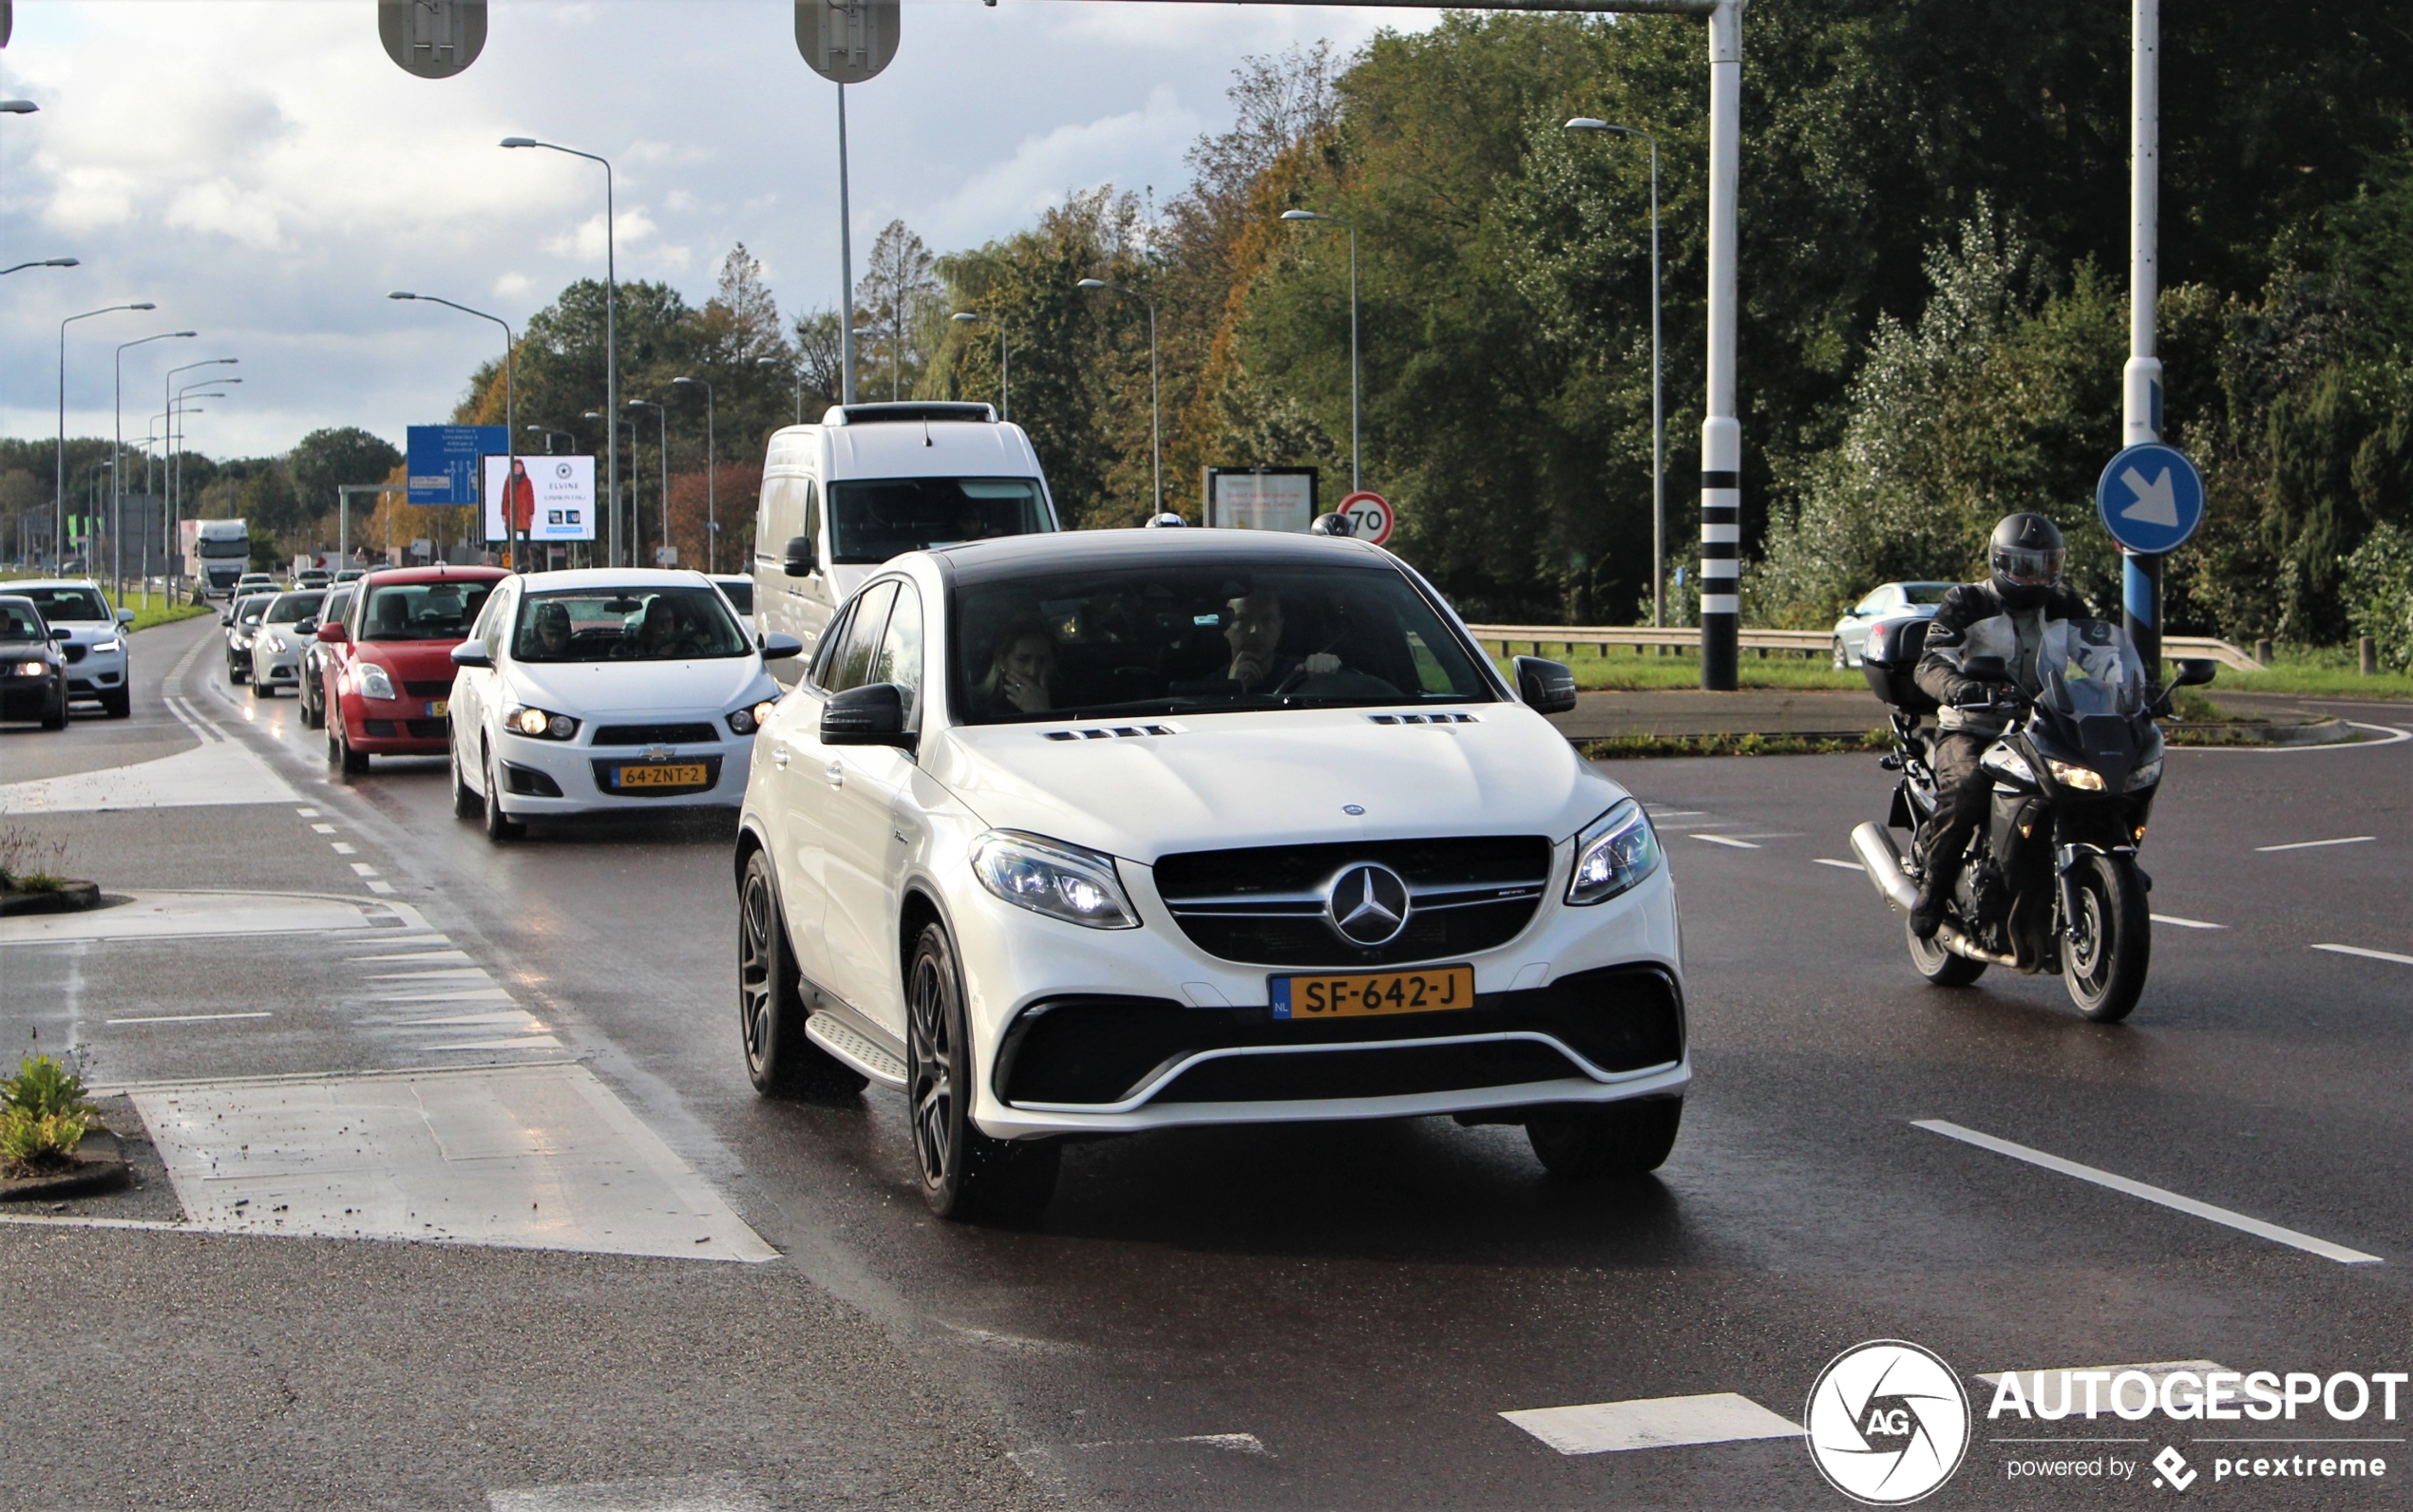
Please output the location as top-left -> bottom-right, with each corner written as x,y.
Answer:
0,826 -> 67,891
286,427 -> 402,518
2342,520 -> 2413,671
1581,729 -> 1889,760
4,1054 -> 95,1121
0,1109 -> 90,1174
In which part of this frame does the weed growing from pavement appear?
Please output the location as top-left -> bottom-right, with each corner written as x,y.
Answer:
0,826 -> 69,892
1581,729 -> 1891,760
0,1055 -> 97,1175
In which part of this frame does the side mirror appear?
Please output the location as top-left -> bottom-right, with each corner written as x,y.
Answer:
117,608 -> 136,625
1963,654 -> 2009,682
760,632 -> 805,662
782,535 -> 817,576
296,620 -> 316,636
220,613 -> 234,627
315,622 -> 349,644
1512,654 -> 1579,715
448,642 -> 491,669
822,682 -> 914,749
2172,658 -> 2216,690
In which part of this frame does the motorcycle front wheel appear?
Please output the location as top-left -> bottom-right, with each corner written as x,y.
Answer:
2062,853 -> 2151,1022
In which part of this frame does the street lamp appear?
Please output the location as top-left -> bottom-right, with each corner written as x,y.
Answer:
757,355 -> 804,425
951,312 -> 1008,423
163,358 -> 238,595
170,376 -> 236,576
503,136 -> 620,564
582,409 -> 636,566
1279,210 -> 1360,495
390,292 -> 522,571
59,303 -> 154,572
115,330 -> 196,604
1567,118 -> 1665,630
625,401 -> 672,568
672,377 -> 716,574
1076,278 -> 1162,516
2,258 -> 77,275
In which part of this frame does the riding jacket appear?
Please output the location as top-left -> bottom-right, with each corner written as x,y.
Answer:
1914,580 -> 2093,737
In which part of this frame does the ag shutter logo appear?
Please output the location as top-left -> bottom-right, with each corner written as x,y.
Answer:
1807,1340 -> 1972,1504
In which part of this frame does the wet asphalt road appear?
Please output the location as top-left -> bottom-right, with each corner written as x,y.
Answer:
5,613 -> 2409,1511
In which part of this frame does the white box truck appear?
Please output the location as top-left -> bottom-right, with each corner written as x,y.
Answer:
183,518 -> 251,600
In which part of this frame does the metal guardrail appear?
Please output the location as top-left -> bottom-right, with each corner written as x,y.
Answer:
1467,623 -> 2265,672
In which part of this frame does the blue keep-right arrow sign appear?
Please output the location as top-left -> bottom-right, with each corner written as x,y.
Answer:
2096,442 -> 2205,555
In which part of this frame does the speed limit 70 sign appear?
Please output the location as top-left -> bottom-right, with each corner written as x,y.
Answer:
1338,491 -> 1394,545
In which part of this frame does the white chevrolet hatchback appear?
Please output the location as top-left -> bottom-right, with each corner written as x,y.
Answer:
735,530 -> 1687,1221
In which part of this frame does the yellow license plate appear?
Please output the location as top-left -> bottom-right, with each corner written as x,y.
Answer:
424,699 -> 448,718
618,763 -> 707,789
1270,965 -> 1475,1020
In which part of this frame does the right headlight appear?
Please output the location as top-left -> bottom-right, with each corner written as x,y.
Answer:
971,831 -> 1139,930
356,663 -> 396,701
2125,755 -> 2163,791
1568,798 -> 1662,906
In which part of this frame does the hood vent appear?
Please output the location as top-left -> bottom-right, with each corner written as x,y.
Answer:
1041,724 -> 1180,742
1366,711 -> 1481,726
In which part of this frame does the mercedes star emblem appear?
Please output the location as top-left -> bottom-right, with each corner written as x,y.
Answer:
1325,863 -> 1411,947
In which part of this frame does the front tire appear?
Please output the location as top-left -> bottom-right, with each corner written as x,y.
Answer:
1833,636 -> 1849,670
250,674 -> 269,701
1907,917 -> 1988,986
1526,1097 -> 1682,1179
906,922 -> 1058,1223
481,745 -> 523,841
102,682 -> 130,719
450,736 -> 482,819
736,849 -> 866,1100
2062,852 -> 2150,1022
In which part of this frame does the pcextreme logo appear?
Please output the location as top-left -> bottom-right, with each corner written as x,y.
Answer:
1806,1340 -> 1972,1505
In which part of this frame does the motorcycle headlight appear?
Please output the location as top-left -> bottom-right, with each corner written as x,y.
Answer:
972,831 -> 1138,930
356,664 -> 396,701
1568,798 -> 1662,906
508,706 -> 579,740
2044,757 -> 2106,792
2125,755 -> 2163,792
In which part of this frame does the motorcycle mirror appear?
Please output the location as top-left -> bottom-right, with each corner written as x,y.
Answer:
2172,658 -> 2216,690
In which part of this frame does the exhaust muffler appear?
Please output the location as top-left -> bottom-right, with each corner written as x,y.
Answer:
1849,822 -> 2021,968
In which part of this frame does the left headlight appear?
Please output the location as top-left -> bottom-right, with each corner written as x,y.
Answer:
2044,757 -> 2106,792
971,831 -> 1139,930
1568,798 -> 1662,906
264,633 -> 290,653
507,706 -> 580,740
90,638 -> 122,654
12,661 -> 47,677
2125,755 -> 2163,792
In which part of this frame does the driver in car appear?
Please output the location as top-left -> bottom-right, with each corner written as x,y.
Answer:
623,597 -> 701,659
1224,588 -> 1340,692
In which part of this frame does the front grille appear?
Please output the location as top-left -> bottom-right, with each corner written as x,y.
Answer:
1153,836 -> 1551,967
365,719 -> 395,736
405,679 -> 452,699
995,966 -> 1683,1108
61,643 -> 87,664
590,753 -> 725,797
592,722 -> 719,747
406,719 -> 446,738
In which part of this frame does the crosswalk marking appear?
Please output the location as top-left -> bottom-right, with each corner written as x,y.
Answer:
1502,1392 -> 1802,1455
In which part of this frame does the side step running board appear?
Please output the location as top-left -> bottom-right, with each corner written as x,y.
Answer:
806,1014 -> 908,1089
1849,822 -> 2023,969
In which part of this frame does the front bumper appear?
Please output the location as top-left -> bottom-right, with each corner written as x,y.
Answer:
253,640 -> 303,688
65,651 -> 124,699
492,727 -> 752,815
2,675 -> 64,720
338,690 -> 451,753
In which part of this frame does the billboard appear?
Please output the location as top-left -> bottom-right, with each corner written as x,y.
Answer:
1203,466 -> 1318,532
408,425 -> 508,504
484,455 -> 597,542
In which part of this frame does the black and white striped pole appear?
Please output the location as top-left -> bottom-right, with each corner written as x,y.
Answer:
1698,0 -> 1742,690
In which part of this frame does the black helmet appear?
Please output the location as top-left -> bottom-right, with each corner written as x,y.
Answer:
1307,512 -> 1355,538
1988,513 -> 2064,610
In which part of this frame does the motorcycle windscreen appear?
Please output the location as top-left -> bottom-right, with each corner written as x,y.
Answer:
2036,619 -> 2147,718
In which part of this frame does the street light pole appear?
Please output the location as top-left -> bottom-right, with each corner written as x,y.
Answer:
2121,0 -> 2165,673
2,257 -> 77,275
503,137 -> 618,563
836,85 -> 858,406
673,377 -> 715,573
60,303 -> 155,570
390,293 -> 519,571
1278,210 -> 1359,494
163,358 -> 238,597
758,354 -> 805,424
1565,119 -> 1662,628
627,400 -> 670,567
115,329 -> 197,605
1077,278 -> 1162,516
1698,0 -> 1742,689
584,411 -> 637,560
951,312 -> 1009,421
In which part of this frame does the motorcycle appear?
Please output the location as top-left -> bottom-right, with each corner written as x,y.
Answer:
1849,614 -> 2216,1022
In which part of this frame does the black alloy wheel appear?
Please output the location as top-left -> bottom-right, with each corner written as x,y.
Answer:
449,733 -> 482,819
736,849 -> 865,1100
905,921 -> 1059,1223
329,716 -> 369,777
2062,852 -> 2149,1022
1525,1096 -> 1683,1180
41,683 -> 66,730
481,744 -> 523,841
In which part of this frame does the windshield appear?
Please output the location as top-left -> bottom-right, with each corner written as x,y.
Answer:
512,585 -> 750,662
2038,618 -> 2148,717
829,478 -> 1049,564
359,580 -> 494,642
1902,583 -> 1954,605
0,601 -> 46,640
13,587 -> 108,622
716,579 -> 754,614
265,592 -> 325,624
198,538 -> 249,558
951,560 -> 1495,725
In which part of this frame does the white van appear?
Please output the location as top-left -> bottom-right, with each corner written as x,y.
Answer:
751,402 -> 1058,674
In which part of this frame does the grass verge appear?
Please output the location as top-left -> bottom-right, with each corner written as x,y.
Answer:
1580,728 -> 1890,760
124,600 -> 213,633
1494,647 -> 1867,692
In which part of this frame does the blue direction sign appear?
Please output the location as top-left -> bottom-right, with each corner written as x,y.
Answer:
2095,442 -> 2204,555
407,425 -> 507,505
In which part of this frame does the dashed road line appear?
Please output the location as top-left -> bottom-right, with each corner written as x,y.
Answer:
331,842 -> 357,855
2311,942 -> 2413,968
1502,1392 -> 1803,1455
2253,836 -> 2375,853
106,1011 -> 274,1026
1813,858 -> 1863,871
1914,1119 -> 2382,1265
350,862 -> 379,877
1691,834 -> 1760,849
311,822 -> 337,835
2151,915 -> 2226,930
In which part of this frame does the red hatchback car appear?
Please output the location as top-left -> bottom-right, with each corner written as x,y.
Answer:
317,564 -> 506,775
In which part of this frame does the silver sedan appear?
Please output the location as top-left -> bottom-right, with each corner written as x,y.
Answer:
1832,581 -> 1954,667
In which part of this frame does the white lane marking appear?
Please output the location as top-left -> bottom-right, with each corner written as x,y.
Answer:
372,989 -> 516,1004
134,1063 -> 770,1260
331,842 -> 357,855
488,1471 -> 771,1512
105,1011 -> 274,1026
2312,942 -> 2413,967
350,862 -> 378,877
423,1035 -> 566,1051
1502,1392 -> 1802,1455
0,729 -> 298,812
1691,834 -> 1760,849
2253,836 -> 2376,852
3,891 -> 426,945
1645,809 -> 1706,818
2151,914 -> 2226,929
366,880 -> 396,895
1914,1120 -> 2382,1265
311,823 -> 337,835
348,950 -> 473,964
1814,858 -> 1864,870
365,967 -> 496,982
295,807 -> 319,817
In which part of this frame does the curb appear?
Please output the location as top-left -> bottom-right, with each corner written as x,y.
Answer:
0,880 -> 103,917
0,1128 -> 130,1203
2164,717 -> 2355,747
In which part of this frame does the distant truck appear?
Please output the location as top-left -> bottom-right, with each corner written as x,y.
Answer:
183,518 -> 251,600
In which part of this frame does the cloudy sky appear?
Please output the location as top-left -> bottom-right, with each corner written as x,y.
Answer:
0,1 -> 1415,462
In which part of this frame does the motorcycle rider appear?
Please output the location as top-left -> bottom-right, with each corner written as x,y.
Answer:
1908,514 -> 2091,937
